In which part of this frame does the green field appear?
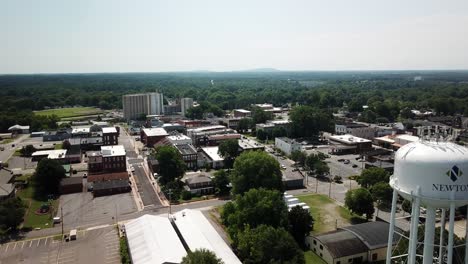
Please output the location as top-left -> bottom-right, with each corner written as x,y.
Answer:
17,180 -> 59,229
305,250 -> 327,264
297,194 -> 365,234
34,107 -> 104,119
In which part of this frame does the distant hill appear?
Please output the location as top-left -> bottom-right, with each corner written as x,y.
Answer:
239,68 -> 281,72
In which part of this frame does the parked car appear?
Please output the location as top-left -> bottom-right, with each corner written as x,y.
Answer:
281,165 -> 287,169
343,160 -> 350,164
352,164 -> 358,168
337,159 -> 345,162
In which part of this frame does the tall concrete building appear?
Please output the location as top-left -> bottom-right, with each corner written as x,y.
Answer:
123,92 -> 164,120
180,97 -> 194,116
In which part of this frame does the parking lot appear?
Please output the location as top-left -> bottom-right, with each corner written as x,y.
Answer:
0,227 -> 120,264
59,192 -> 137,229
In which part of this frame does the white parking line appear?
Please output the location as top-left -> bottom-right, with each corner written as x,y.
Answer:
37,239 -> 41,247
21,241 -> 25,249
12,242 -> 17,250
44,237 -> 49,246
4,243 -> 9,252
29,240 -> 33,247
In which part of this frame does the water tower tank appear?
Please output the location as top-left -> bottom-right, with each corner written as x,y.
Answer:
390,141 -> 468,208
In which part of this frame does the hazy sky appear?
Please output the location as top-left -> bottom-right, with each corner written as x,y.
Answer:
2,0 -> 468,74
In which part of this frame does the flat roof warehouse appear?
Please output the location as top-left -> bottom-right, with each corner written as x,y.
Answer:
124,209 -> 241,264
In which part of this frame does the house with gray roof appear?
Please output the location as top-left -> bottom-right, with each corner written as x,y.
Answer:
307,221 -> 400,264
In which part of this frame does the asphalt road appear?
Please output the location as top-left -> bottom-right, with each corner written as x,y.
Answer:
132,163 -> 162,207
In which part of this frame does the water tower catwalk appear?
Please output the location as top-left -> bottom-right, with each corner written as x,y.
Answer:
386,141 -> 468,264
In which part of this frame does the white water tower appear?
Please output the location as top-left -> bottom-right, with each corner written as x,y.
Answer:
386,141 -> 468,264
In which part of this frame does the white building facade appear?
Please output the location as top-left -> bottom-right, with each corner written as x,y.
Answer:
123,92 -> 164,120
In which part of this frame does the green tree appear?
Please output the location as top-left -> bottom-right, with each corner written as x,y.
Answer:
221,188 -> 288,242
230,151 -> 283,195
0,197 -> 26,231
20,144 -> 36,157
288,205 -> 314,247
289,105 -> 333,138
357,167 -> 390,188
305,154 -> 329,177
186,106 -> 204,119
370,182 -> 393,207
290,150 -> 307,167
218,139 -> 239,168
155,146 -> 186,186
237,225 -> 305,264
213,170 -> 231,195
62,140 -> 71,150
402,199 -> 412,215
181,249 -> 224,264
34,159 -> 66,196
345,188 -> 375,220
256,129 -> 267,141
237,118 -> 253,133
251,107 -> 273,124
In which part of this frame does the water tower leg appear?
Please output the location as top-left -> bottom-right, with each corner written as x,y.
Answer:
422,206 -> 436,264
465,208 -> 468,264
447,202 -> 456,264
409,195 -> 421,264
438,208 -> 446,264
386,189 -> 398,264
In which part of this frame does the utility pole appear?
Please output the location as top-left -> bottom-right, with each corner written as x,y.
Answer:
168,189 -> 173,217
328,174 -> 332,198
61,206 -> 64,238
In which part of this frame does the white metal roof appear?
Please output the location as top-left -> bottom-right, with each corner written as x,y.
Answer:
71,127 -> 90,134
173,209 -> 242,264
102,127 -> 117,134
125,214 -> 187,264
101,145 -> 126,157
234,109 -> 251,113
167,134 -> 191,142
189,125 -> 227,133
201,146 -> 223,162
329,134 -> 371,144
395,134 -> 419,142
142,128 -> 168,137
31,149 -> 67,159
8,124 -> 30,131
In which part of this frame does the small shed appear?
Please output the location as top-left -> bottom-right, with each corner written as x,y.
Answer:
92,179 -> 130,197
59,177 -> 83,194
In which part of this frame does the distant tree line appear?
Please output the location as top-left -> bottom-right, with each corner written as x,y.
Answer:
2,72 -> 468,131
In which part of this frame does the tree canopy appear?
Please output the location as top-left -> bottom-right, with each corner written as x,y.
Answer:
0,197 -> 26,231
212,170 -> 231,195
230,151 -> 283,195
181,249 -> 224,264
288,205 -> 314,247
357,167 -> 390,188
370,182 -> 393,207
155,146 -> 186,186
218,139 -> 239,167
2,72 -> 468,132
237,225 -> 305,264
345,188 -> 375,220
34,158 -> 66,196
221,188 -> 288,243
289,105 -> 334,138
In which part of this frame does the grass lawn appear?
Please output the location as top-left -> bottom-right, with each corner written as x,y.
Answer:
305,250 -> 327,264
34,107 -> 104,119
54,143 -> 63,150
17,181 -> 59,229
0,138 -> 14,144
297,194 -> 365,234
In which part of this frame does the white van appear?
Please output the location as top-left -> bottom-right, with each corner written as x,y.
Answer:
70,229 -> 77,240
